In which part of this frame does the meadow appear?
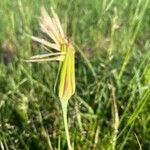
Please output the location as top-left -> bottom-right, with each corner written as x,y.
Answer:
0,0 -> 150,149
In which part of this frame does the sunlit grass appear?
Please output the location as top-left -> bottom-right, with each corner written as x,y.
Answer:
0,0 -> 150,149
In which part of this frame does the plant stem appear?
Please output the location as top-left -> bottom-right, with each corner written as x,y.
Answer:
110,82 -> 119,150
61,101 -> 72,150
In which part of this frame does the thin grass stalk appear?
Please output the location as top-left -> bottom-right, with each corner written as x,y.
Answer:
61,100 -> 72,150
0,141 -> 5,150
110,81 -> 119,150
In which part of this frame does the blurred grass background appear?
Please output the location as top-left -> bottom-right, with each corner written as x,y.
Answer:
0,0 -> 150,149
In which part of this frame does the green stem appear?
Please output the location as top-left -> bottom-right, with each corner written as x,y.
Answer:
61,101 -> 72,150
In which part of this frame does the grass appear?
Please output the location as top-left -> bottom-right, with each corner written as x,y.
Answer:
0,0 -> 150,149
